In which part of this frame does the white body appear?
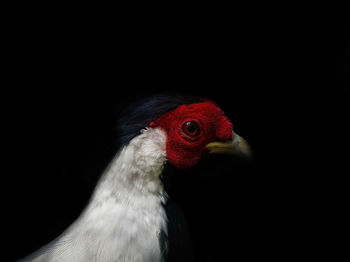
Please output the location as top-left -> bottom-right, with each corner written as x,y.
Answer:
21,127 -> 168,262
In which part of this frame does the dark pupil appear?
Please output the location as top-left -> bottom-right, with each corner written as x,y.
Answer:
182,121 -> 200,138
187,122 -> 196,133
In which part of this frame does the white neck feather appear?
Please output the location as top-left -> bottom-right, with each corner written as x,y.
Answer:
73,127 -> 168,262
24,128 -> 169,262
92,127 -> 168,203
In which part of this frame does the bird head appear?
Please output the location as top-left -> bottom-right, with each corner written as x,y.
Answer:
118,94 -> 251,170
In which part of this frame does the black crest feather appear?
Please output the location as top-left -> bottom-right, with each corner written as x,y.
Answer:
116,93 -> 204,148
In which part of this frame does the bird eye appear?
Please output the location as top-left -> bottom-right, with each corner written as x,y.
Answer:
182,121 -> 200,137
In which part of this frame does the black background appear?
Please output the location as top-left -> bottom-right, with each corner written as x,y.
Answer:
3,0 -> 349,261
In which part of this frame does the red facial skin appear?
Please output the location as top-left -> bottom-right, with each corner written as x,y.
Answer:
149,100 -> 234,169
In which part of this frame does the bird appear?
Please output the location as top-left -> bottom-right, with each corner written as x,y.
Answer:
18,93 -> 251,262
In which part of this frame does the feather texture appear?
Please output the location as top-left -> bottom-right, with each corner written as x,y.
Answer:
20,127 -> 168,262
116,93 -> 203,149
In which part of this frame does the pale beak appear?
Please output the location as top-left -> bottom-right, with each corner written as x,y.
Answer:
205,132 -> 252,158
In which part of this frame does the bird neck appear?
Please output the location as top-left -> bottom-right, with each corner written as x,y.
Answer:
57,128 -> 168,262
91,127 -> 168,204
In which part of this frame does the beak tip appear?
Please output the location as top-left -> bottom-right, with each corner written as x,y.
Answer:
233,134 -> 252,158
206,133 -> 252,158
